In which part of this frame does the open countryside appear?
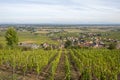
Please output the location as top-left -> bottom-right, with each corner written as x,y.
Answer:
0,0 -> 120,80
0,25 -> 120,80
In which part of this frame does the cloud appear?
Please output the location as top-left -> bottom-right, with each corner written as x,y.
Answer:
0,0 -> 120,24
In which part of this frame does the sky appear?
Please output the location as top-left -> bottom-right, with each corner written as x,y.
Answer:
0,0 -> 120,24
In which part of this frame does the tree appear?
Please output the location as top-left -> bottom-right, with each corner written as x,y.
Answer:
5,27 -> 18,48
0,43 -> 3,49
65,40 -> 72,48
108,43 -> 116,50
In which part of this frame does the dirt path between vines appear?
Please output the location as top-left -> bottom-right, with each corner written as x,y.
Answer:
118,74 -> 120,80
39,53 -> 58,80
68,52 -> 81,80
54,51 -> 66,80
0,67 -> 36,80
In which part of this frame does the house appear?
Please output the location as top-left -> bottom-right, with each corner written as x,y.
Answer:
116,43 -> 120,49
18,42 -> 39,49
41,43 -> 50,48
59,44 -> 65,49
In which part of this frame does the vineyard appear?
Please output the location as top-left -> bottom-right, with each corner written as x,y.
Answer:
0,48 -> 120,80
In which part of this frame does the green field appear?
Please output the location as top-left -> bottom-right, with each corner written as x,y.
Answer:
0,48 -> 120,80
0,31 -> 58,46
0,27 -> 120,80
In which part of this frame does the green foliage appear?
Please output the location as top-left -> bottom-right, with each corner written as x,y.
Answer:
70,49 -> 120,80
65,52 -> 71,80
0,44 -> 120,80
108,43 -> 117,50
65,40 -> 72,48
50,50 -> 61,80
19,46 -> 32,51
0,43 -> 4,49
0,49 -> 58,79
5,27 -> 18,48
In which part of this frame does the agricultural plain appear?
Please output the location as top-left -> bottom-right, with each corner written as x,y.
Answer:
0,26 -> 120,80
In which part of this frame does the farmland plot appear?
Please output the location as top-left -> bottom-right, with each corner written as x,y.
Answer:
0,49 -> 120,80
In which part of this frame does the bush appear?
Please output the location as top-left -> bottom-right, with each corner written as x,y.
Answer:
44,46 -> 52,50
108,43 -> 117,50
19,46 -> 32,51
65,40 -> 72,48
0,43 -> 4,49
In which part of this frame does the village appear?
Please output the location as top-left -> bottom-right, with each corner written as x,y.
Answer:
18,32 -> 120,50
0,25 -> 120,50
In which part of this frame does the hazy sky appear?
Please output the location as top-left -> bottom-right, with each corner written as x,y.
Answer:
0,0 -> 120,24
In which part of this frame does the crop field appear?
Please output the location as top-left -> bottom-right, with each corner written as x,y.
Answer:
0,26 -> 120,80
0,49 -> 120,80
0,31 -> 58,46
